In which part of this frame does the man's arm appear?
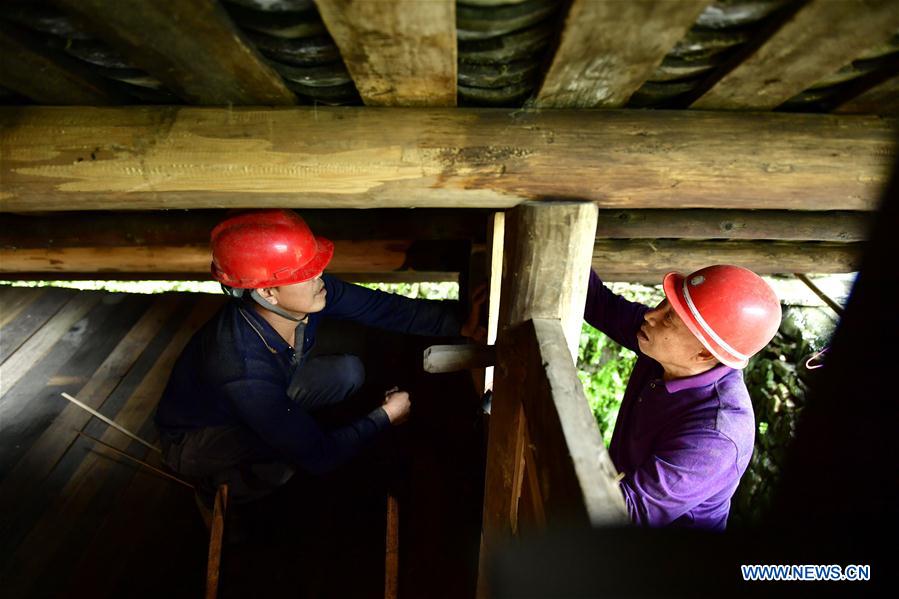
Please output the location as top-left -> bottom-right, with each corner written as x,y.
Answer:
619,428 -> 740,527
321,275 -> 462,337
584,270 -> 649,352
223,375 -> 391,476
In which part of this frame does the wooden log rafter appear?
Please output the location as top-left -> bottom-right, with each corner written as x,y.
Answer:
834,75 -> 899,115
51,0 -> 296,105
537,0 -> 710,108
1,107 -> 893,212
691,0 -> 899,110
313,0 -> 457,106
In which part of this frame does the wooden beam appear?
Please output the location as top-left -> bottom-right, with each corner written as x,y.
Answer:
593,240 -> 863,278
834,75 -> 899,115
0,211 -> 486,246
692,0 -> 899,110
51,0 -> 295,105
536,0 -> 710,108
595,209 -> 869,241
1,107 -> 893,212
0,240 -> 467,276
0,23 -> 129,105
423,344 -> 495,373
481,202 -> 599,575
509,318 -> 627,525
314,0 -> 456,106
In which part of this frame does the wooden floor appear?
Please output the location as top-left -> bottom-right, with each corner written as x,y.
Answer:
0,285 -> 484,599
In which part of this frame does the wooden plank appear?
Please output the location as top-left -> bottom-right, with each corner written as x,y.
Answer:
206,484 -> 228,599
0,287 -> 46,330
593,240 -> 863,277
0,297 -> 219,599
509,318 -> 626,524
481,202 -> 598,582
0,295 -> 182,519
52,0 -> 295,105
595,209 -> 870,241
0,294 -> 151,477
0,23 -> 129,105
1,107 -> 893,212
0,240 -> 462,275
834,75 -> 899,115
0,292 -> 101,394
0,287 -> 74,364
314,0 -> 456,106
692,0 -> 899,110
536,0 -> 710,108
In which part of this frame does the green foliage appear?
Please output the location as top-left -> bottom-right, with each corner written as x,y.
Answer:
358,281 -> 458,300
576,282 -> 663,445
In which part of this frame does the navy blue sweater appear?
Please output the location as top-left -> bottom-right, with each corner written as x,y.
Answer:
155,275 -> 462,474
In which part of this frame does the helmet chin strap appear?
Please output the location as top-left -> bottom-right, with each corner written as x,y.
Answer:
248,289 -> 305,323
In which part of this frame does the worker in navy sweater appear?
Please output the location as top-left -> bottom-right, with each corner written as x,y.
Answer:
584,265 -> 781,530
155,209 -> 483,507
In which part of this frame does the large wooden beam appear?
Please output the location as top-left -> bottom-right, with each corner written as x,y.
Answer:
314,0 -> 456,106
1,107 -> 894,212
0,24 -> 129,105
536,0 -> 709,108
510,318 -> 626,525
593,240 -> 863,278
51,0 -> 295,105
482,202 -> 608,585
0,210 -> 487,245
0,239 -> 469,278
692,0 -> 899,110
596,209 -> 869,241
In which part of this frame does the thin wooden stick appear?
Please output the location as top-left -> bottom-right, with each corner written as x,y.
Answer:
206,484 -> 229,599
61,392 -> 161,453
75,430 -> 194,490
794,273 -> 845,316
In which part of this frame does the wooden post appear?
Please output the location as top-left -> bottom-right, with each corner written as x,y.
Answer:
479,201 -> 598,594
205,484 -> 229,599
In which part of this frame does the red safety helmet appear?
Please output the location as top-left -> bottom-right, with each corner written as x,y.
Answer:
663,265 -> 781,369
210,210 -> 333,288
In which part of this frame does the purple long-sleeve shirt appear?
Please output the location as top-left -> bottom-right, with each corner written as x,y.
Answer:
585,271 -> 755,531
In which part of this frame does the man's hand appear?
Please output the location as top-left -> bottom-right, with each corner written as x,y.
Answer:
461,283 -> 489,343
382,387 -> 411,425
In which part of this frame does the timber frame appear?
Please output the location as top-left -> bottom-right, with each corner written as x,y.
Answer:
1,1 -> 898,597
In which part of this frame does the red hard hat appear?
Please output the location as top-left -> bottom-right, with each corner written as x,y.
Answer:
663,265 -> 781,369
210,210 -> 333,288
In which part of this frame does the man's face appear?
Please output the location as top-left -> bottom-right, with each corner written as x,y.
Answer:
637,298 -> 711,371
267,275 -> 327,317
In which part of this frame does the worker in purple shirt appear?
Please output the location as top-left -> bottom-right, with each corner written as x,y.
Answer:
156,210 -> 484,510
584,265 -> 781,530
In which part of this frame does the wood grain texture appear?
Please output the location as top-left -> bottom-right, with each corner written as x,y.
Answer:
595,209 -> 870,241
52,0 -> 295,105
0,240 -> 460,275
0,24 -> 129,105
692,0 -> 899,110
0,292 -> 100,395
0,296 -> 183,522
482,202 -> 598,568
513,318 -> 627,525
592,240 -> 863,278
1,298 -> 218,599
537,0 -> 710,108
834,75 -> 899,115
1,107 -> 893,212
314,0 -> 456,106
